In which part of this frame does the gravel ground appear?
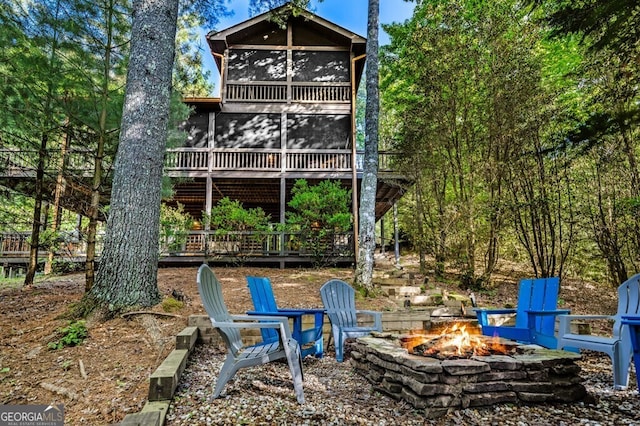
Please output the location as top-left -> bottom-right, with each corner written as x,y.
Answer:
166,345 -> 639,426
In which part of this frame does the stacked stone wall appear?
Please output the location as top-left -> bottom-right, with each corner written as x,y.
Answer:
350,336 -> 587,419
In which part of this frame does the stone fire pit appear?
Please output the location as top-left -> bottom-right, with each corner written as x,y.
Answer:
350,334 -> 587,419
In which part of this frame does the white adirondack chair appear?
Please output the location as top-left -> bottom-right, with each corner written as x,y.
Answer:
557,273 -> 640,390
320,279 -> 382,362
197,264 -> 305,403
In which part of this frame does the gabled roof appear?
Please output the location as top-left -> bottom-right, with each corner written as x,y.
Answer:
206,2 -> 367,71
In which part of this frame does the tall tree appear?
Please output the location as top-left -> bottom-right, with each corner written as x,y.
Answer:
354,0 -> 380,293
83,0 -> 180,314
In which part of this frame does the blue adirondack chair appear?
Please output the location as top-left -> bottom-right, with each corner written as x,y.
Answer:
246,276 -> 325,359
320,279 -> 382,362
621,315 -> 640,390
475,277 -> 570,348
197,265 -> 305,403
557,273 -> 640,390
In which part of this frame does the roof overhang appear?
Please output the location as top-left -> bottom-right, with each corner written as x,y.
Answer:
206,2 -> 367,80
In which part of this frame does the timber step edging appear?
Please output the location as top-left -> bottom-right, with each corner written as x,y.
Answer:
119,326 -> 199,426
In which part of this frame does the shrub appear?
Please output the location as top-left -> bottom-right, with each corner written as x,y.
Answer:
48,320 -> 88,350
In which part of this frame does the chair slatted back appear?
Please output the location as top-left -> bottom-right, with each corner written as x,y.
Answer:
613,274 -> 640,338
247,276 -> 279,312
197,264 -> 243,355
515,277 -> 560,333
320,279 -> 358,328
246,276 -> 280,344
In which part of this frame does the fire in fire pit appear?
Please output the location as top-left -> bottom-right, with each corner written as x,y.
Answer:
402,323 -> 522,360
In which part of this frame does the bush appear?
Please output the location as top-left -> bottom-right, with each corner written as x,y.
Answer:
286,179 -> 352,267
48,320 -> 88,350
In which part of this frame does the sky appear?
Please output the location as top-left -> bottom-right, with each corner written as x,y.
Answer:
201,0 -> 417,96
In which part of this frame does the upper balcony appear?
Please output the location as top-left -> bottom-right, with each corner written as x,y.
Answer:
224,82 -> 351,104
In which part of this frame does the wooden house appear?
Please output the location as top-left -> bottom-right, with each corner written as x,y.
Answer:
0,3 -> 409,268
162,4 -> 408,265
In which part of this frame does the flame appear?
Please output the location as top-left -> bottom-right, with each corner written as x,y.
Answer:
403,322 -> 512,359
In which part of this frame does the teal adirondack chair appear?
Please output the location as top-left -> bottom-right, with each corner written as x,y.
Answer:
475,277 -> 570,349
320,279 -> 382,362
246,276 -> 325,359
197,265 -> 305,403
558,273 -> 640,390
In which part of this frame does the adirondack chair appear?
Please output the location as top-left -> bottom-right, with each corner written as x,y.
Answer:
557,273 -> 640,390
475,277 -> 570,348
196,264 -> 305,403
320,279 -> 382,362
621,315 -> 640,390
246,276 -> 325,359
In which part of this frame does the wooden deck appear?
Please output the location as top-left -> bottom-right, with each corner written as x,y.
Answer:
0,148 -> 401,178
0,230 -> 355,270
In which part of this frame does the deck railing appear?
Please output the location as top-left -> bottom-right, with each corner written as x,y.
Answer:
225,82 -> 351,103
0,148 -> 114,178
0,230 -> 353,261
0,231 -> 101,259
1,149 -> 401,177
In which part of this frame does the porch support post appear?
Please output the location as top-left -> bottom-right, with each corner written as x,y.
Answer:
205,111 -> 215,230
280,177 -> 286,268
394,202 -> 400,267
380,216 -> 385,255
204,112 -> 216,258
280,112 -> 287,268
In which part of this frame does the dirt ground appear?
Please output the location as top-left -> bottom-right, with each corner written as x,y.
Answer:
0,255 -> 623,425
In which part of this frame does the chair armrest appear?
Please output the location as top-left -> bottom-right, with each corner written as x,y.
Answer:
230,314 -> 289,322
526,309 -> 571,316
246,310 -> 304,319
227,314 -> 293,336
278,308 -> 325,315
557,314 -> 614,337
214,320 -> 281,329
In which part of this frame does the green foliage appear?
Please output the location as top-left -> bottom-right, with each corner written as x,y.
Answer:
162,297 -> 184,313
48,320 -> 88,350
208,197 -> 270,232
0,193 -> 34,233
286,179 -> 352,232
174,13 -> 215,97
159,203 -> 193,253
206,197 -> 271,264
52,259 -> 83,274
286,179 -> 352,267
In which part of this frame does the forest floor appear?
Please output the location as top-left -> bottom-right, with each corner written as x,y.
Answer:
0,254 -> 635,425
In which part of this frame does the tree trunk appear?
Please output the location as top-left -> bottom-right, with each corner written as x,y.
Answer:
85,0 -> 179,314
414,176 -> 427,274
45,125 -> 70,275
85,0 -> 116,292
355,0 -> 380,293
24,133 -> 48,286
